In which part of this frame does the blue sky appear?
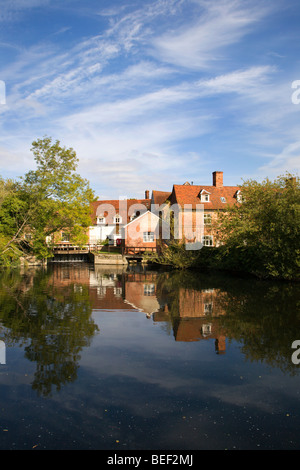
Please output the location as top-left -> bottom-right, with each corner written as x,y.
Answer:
0,0 -> 299,199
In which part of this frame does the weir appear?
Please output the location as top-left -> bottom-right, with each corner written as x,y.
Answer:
50,244 -> 154,265
50,253 -> 91,263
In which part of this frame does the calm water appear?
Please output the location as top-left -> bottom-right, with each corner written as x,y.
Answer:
0,262 -> 299,450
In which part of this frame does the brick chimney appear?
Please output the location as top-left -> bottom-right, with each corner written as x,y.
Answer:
212,171 -> 223,188
145,190 -> 149,199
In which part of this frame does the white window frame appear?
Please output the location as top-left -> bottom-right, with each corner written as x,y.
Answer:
204,302 -> 213,314
143,231 -> 155,242
204,213 -> 212,225
202,235 -> 213,246
236,190 -> 243,202
201,193 -> 210,202
201,323 -> 212,337
113,287 -> 122,297
114,214 -> 122,224
144,284 -> 155,295
97,216 -> 105,224
61,232 -> 70,242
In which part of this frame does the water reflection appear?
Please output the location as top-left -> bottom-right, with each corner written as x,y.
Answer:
0,266 -> 98,396
0,264 -> 299,398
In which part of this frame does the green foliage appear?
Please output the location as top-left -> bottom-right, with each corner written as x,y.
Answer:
0,136 -> 96,264
148,240 -> 200,269
215,173 -> 300,280
153,173 -> 299,280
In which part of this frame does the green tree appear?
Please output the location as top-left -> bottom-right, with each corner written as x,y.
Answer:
0,178 -> 27,264
0,137 -> 95,263
216,173 -> 300,280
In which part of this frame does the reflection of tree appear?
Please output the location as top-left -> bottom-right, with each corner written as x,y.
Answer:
215,281 -> 300,376
155,269 -> 300,375
0,267 -> 99,396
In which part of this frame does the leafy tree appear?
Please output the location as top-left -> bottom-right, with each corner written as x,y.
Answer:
215,173 -> 300,280
0,136 -> 95,263
0,178 -> 27,264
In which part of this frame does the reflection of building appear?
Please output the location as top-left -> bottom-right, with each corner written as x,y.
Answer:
172,317 -> 226,353
123,271 -> 162,317
49,264 -> 132,311
48,265 -> 227,350
153,286 -> 227,352
178,288 -> 225,318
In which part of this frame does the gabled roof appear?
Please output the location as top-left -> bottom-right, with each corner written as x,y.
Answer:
122,210 -> 166,229
122,211 -> 170,240
170,184 -> 240,210
199,189 -> 211,194
151,190 -> 171,206
90,198 -> 151,224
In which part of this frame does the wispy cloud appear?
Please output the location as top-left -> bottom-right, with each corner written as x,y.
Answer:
259,141 -> 300,177
152,0 -> 271,69
0,0 -> 50,22
0,0 -> 299,196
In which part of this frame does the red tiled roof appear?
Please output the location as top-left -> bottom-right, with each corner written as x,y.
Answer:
90,198 -> 151,224
170,184 -> 240,210
151,190 -> 171,206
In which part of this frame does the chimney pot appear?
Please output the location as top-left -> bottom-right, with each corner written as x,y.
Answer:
145,190 -> 149,199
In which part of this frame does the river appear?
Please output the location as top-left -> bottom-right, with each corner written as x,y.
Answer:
0,262 -> 299,450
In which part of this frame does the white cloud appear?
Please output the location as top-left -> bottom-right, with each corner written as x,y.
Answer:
0,0 -> 298,196
152,0 -> 270,69
0,0 -> 50,22
259,142 -> 300,177
199,66 -> 275,96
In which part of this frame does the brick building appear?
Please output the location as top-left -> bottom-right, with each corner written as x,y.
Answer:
151,171 -> 241,247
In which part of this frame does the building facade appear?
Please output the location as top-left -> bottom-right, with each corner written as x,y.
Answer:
151,171 -> 241,247
89,192 -> 151,245
87,172 -> 241,248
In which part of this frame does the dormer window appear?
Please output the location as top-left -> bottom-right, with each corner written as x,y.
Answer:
114,214 -> 122,224
130,210 -> 141,221
97,216 -> 105,224
236,190 -> 243,202
200,189 -> 210,202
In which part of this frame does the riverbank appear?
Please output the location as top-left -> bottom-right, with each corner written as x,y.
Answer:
147,244 -> 299,282
2,243 -> 299,283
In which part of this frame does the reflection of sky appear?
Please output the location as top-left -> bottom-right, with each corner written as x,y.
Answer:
84,311 -> 298,406
1,265 -> 300,449
1,310 -> 300,449
53,309 -> 299,449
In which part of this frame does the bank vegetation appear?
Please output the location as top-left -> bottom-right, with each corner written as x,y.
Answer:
151,173 -> 300,281
0,137 -> 95,266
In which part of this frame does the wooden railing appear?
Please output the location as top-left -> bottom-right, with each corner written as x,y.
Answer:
52,244 -> 161,256
122,246 -> 158,256
53,244 -> 100,253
